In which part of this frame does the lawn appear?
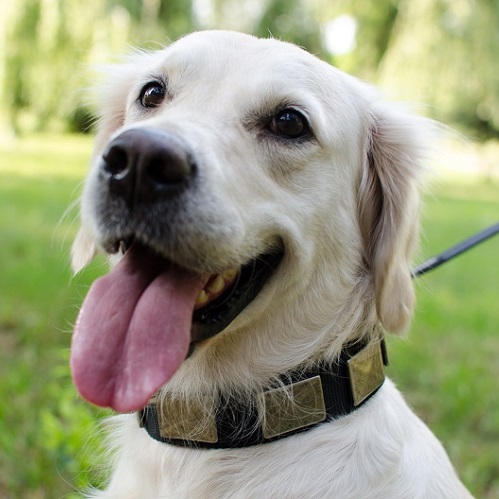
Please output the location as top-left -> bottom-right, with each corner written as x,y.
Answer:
0,135 -> 498,498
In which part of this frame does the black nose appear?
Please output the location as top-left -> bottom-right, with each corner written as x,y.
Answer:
100,128 -> 194,205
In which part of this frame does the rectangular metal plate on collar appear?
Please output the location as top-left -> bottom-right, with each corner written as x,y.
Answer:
260,375 -> 326,439
347,341 -> 385,406
156,394 -> 218,443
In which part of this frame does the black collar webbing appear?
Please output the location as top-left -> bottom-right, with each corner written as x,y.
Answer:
138,339 -> 388,449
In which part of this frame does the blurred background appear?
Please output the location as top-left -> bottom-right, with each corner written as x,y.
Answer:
0,1 -> 498,497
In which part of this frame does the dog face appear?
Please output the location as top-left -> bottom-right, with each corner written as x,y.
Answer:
79,32 -> 368,272
71,31 -> 425,412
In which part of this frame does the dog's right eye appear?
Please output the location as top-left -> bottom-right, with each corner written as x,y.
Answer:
139,82 -> 166,108
267,109 -> 310,140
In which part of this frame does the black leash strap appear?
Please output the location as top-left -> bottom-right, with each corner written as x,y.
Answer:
412,223 -> 499,278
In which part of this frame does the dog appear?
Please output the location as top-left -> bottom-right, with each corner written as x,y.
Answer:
71,30 -> 473,498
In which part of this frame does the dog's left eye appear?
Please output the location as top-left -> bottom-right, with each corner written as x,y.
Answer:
268,109 -> 310,139
139,81 -> 166,108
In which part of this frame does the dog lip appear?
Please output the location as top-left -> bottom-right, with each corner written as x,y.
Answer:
119,236 -> 136,254
100,235 -> 135,255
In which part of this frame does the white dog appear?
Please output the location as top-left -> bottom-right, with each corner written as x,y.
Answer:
71,30 -> 473,498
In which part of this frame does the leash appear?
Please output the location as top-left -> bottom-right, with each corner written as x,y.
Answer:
411,223 -> 499,278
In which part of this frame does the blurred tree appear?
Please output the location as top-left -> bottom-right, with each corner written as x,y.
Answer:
315,0 -> 401,78
3,0 -> 103,133
1,0 -> 197,134
253,0 -> 322,55
1,0 -> 498,137
378,0 -> 499,137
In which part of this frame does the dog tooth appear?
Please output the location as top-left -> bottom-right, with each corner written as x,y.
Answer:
207,275 -> 225,294
222,268 -> 238,282
195,290 -> 209,307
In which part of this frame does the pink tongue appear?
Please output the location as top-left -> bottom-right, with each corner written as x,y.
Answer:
71,244 -> 207,412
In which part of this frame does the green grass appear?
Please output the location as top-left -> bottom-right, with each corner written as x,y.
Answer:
0,135 -> 109,498
389,177 -> 499,497
0,135 -> 498,498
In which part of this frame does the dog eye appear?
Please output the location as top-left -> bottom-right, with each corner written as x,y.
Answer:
139,82 -> 166,108
268,109 -> 309,139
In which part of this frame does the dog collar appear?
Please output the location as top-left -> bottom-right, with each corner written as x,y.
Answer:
138,338 -> 388,449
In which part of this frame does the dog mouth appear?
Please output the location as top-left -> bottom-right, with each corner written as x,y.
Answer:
71,237 -> 284,412
191,247 -> 284,344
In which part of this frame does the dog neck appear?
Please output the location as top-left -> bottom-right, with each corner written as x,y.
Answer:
138,334 -> 388,449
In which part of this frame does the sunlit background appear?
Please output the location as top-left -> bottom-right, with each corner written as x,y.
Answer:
1,1 -> 498,497
2,0 -> 499,141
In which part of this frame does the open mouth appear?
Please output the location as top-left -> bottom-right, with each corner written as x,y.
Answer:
116,236 -> 285,343
71,236 -> 284,412
191,247 -> 284,344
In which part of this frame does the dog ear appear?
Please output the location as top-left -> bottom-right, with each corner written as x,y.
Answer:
90,62 -> 136,154
71,52 -> 156,273
88,51 -> 156,154
358,103 -> 427,334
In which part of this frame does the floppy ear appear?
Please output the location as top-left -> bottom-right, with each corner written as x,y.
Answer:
71,52 -> 157,273
87,50 -> 157,154
358,103 -> 427,333
89,61 -> 139,154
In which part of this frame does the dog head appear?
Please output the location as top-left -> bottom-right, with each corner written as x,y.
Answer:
71,31 -> 426,411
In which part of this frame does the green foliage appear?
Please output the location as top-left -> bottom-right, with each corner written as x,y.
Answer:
321,0 -> 401,77
0,134 -> 498,497
378,0 -> 499,138
2,0 -> 499,137
1,0 -> 200,134
252,0 -> 323,55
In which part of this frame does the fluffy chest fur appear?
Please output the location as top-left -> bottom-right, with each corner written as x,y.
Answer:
92,382 -> 470,499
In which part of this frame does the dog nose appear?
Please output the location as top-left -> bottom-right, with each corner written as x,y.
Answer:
100,128 -> 194,205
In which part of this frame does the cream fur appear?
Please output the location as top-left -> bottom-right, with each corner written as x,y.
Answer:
73,31 -> 472,498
